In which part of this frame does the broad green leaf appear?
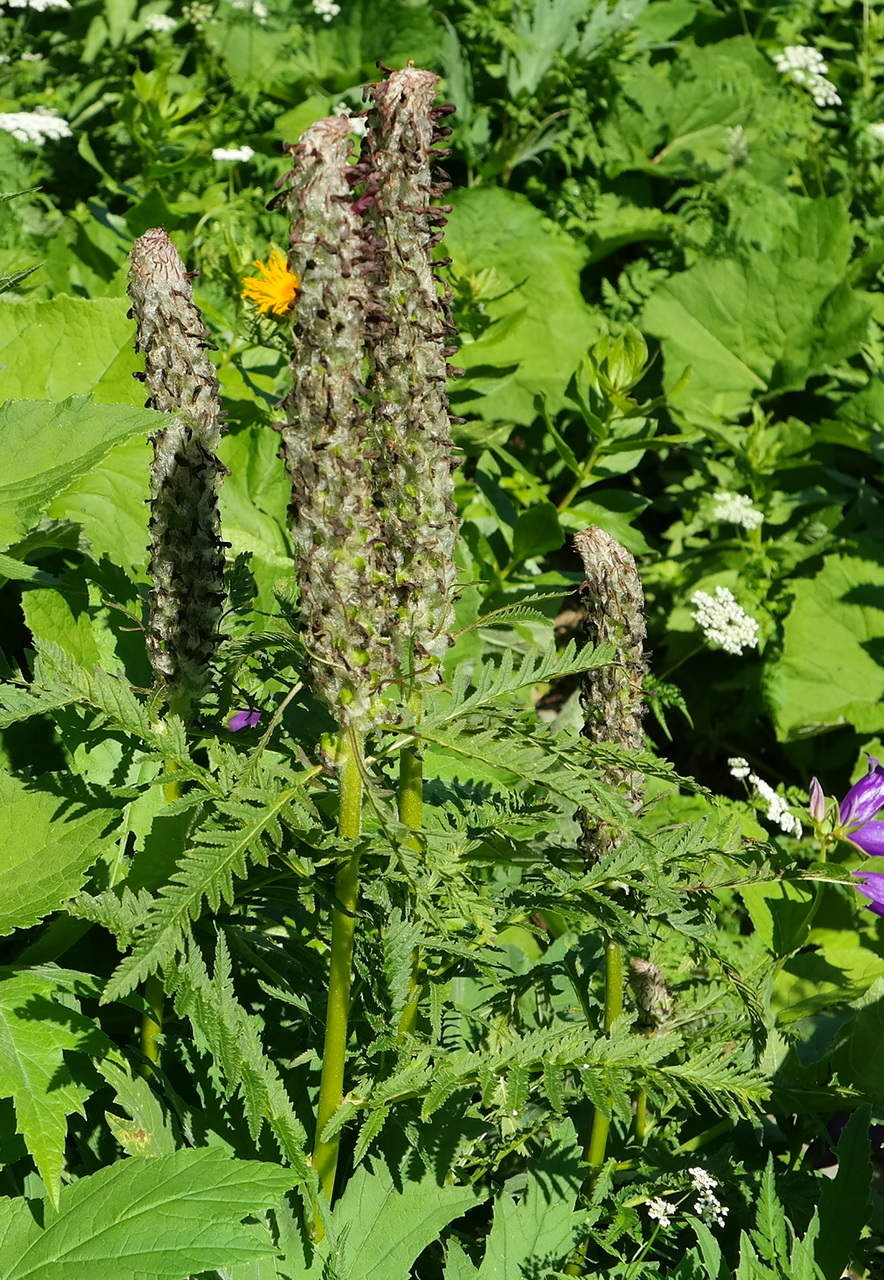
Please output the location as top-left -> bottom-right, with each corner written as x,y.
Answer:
764,550 -> 884,739
0,398 -> 158,551
816,1109 -> 871,1279
740,881 -> 817,959
48,439 -> 151,571
0,1148 -> 295,1279
0,970 -> 114,1205
644,199 -> 871,424
0,295 -> 142,404
0,770 -> 118,937
331,1154 -> 481,1280
476,1120 -> 583,1278
446,188 -> 600,424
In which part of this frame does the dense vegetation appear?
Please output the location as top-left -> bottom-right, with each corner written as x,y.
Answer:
1,0 -> 883,1276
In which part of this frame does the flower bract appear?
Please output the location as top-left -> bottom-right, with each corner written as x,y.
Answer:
242,249 -> 300,316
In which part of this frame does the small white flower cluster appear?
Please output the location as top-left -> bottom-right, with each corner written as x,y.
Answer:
867,123 -> 884,144
728,759 -> 802,836
0,108 -> 70,143
183,0 -> 213,22
333,102 -> 367,136
211,144 -> 254,161
21,49 -> 43,59
2,0 -> 70,9
144,12 -> 176,30
711,490 -> 763,530
689,1168 -> 729,1229
227,0 -> 268,19
312,0 -> 340,19
773,46 -> 841,108
646,1197 -> 675,1229
724,124 -> 748,163
690,586 -> 760,655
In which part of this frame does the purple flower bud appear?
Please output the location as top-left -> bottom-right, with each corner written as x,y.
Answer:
227,708 -> 262,732
839,756 -> 884,828
808,777 -> 825,823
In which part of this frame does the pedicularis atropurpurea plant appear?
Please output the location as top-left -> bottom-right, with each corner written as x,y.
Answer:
0,60 -> 878,1280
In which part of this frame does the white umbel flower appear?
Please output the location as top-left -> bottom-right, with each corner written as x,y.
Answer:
227,0 -> 268,18
773,45 -> 841,108
211,144 -> 254,161
145,12 -> 176,30
312,0 -> 340,18
867,122 -> 884,144
749,773 -> 802,836
711,490 -> 763,530
646,1197 -> 675,1229
3,0 -> 70,9
728,756 -> 751,779
689,1167 -> 730,1229
690,586 -> 760,655
0,109 -> 71,143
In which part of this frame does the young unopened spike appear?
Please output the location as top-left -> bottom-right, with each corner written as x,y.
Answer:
574,527 -> 647,855
128,228 -> 227,708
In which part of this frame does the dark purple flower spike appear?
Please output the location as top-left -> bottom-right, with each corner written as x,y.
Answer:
227,708 -> 262,732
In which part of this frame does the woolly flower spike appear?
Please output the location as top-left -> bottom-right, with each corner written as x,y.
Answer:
575,528 -> 647,856
128,228 -> 227,708
241,248 -> 299,314
361,66 -> 460,674
691,586 -> 760,655
711,490 -> 763,530
278,116 -> 399,728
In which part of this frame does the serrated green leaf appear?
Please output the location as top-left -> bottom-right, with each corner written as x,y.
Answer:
0,1148 -> 294,1279
0,397 -> 159,551
0,771 -> 118,937
0,971 -> 114,1206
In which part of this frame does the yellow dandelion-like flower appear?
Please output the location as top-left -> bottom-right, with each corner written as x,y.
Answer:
241,249 -> 300,316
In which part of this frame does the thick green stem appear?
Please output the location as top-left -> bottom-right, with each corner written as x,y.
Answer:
312,729 -> 364,1211
634,1089 -> 649,1141
567,938 -> 625,1277
584,938 -> 624,1170
141,738 -> 185,1072
397,743 -> 423,1037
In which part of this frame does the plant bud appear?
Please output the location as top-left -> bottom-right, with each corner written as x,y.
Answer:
575,527 -> 647,855
361,66 -> 460,676
128,228 -> 227,707
628,958 -> 671,1031
279,116 -> 399,728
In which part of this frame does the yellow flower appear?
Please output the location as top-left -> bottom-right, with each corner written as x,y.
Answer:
241,249 -> 300,316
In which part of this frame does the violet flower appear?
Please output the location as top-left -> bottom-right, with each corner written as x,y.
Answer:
227,708 -> 262,732
839,757 -> 884,914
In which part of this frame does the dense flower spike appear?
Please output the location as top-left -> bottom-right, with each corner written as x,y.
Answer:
128,227 -> 227,707
575,528 -> 647,854
629,958 -> 671,1031
360,65 -> 460,675
278,116 -> 399,728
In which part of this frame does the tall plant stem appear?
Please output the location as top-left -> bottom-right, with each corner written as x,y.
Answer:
141,705 -> 188,1072
397,739 -> 423,1037
312,728 -> 364,1211
566,938 -> 625,1277
584,938 -> 624,1171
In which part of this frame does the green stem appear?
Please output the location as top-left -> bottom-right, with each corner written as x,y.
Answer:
312,728 -> 364,1213
584,939 -> 624,1170
141,741 -> 185,1072
634,1088 -> 649,1141
397,742 -> 423,1037
566,938 -> 624,1277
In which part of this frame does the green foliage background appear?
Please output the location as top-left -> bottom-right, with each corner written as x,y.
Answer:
1,0 -> 884,1275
